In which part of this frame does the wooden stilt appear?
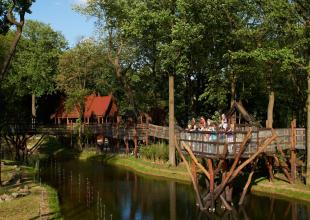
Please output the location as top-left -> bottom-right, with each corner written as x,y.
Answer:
175,140 -> 205,211
207,159 -> 215,212
225,184 -> 233,204
124,137 -> 129,155
266,156 -> 274,181
133,126 -> 138,158
191,162 -> 198,186
239,159 -> 257,205
220,195 -> 232,211
204,133 -> 277,210
182,142 -> 210,179
273,155 -> 292,183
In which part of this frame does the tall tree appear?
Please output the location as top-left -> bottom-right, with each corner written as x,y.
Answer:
293,0 -> 310,185
57,39 -> 103,115
0,0 -> 35,80
3,20 -> 67,122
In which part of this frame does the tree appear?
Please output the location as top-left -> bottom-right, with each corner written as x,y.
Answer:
3,20 -> 67,122
0,0 -> 35,80
57,39 -> 103,113
57,39 -> 105,149
292,0 -> 310,185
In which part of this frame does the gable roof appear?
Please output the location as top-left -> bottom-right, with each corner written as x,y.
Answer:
84,95 -> 112,118
52,94 -> 117,119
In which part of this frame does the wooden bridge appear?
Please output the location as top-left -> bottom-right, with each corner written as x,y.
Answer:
5,122 -> 306,212
8,122 -> 306,158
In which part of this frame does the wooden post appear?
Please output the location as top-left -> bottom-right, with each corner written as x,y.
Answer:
266,156 -> 274,181
290,119 -> 297,183
134,126 -> 138,158
273,155 -> 292,183
145,117 -> 149,146
239,160 -> 257,205
191,162 -> 197,186
124,137 -> 129,155
169,75 -> 176,166
207,159 -> 215,212
175,139 -> 204,210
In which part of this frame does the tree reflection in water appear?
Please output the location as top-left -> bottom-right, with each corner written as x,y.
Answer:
40,159 -> 310,220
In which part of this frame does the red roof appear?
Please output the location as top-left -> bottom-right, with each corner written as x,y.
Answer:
53,94 -> 117,119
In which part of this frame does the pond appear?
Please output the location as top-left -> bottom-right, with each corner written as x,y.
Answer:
40,159 -> 310,220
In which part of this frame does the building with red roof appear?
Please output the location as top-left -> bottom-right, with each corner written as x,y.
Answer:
52,94 -> 118,124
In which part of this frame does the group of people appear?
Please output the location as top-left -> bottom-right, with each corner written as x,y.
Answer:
187,114 -> 229,132
185,113 -> 235,152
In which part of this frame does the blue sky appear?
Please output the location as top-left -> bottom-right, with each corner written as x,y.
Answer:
27,0 -> 95,47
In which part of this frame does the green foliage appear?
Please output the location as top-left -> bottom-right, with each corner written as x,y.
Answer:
139,143 -> 169,162
0,0 -> 35,35
1,0 -> 308,129
2,20 -> 67,97
57,39 -> 104,115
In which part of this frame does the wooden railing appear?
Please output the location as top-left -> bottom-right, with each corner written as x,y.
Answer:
5,123 -> 306,158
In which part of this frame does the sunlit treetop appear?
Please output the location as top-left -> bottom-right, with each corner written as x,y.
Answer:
0,0 -> 35,35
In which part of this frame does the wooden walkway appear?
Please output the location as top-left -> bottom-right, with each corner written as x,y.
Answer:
7,123 -> 306,158
5,122 -> 306,212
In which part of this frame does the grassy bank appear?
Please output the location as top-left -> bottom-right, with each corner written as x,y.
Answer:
79,149 -> 190,183
251,176 -> 310,203
0,161 -> 62,220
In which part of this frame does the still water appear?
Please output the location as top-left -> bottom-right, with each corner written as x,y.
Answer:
40,159 -> 310,220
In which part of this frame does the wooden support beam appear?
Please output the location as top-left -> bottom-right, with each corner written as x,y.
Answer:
207,159 -> 215,212
238,159 -> 257,205
134,126 -> 138,158
266,156 -> 274,181
182,142 -> 210,180
124,137 -> 129,155
175,140 -> 205,211
273,155 -> 292,183
204,132 -> 277,210
191,162 -> 198,186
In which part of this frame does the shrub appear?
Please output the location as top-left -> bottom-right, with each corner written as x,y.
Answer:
140,143 -> 169,163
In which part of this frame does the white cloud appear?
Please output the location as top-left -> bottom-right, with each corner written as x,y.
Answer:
73,0 -> 88,5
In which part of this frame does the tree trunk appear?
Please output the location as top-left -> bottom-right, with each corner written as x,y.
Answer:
0,26 -> 23,80
32,93 -> 36,128
31,93 -> 36,117
266,91 -> 275,128
0,135 -> 2,187
230,72 -> 236,107
306,63 -> 310,185
169,75 -> 175,166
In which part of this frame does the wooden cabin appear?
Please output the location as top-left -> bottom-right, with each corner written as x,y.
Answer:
51,94 -> 118,124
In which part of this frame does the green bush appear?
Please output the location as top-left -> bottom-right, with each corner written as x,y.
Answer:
140,143 -> 169,162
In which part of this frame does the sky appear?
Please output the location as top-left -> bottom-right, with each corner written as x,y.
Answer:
27,0 -> 95,47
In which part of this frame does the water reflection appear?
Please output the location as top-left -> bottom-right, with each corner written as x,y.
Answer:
40,159 -> 310,220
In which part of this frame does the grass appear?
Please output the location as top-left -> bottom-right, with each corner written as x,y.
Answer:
251,175 -> 310,203
85,152 -> 191,183
0,161 -> 62,220
44,185 -> 63,220
79,148 -> 97,160
37,136 -> 80,160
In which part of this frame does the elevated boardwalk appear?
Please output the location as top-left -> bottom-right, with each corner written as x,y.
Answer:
7,123 -> 306,158
5,122 -> 306,212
